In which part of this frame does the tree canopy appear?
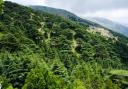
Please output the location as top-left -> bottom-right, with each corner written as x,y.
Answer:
0,1 -> 128,89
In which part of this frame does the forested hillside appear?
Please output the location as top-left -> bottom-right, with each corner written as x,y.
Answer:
87,17 -> 128,37
30,6 -> 102,27
0,1 -> 128,89
31,6 -> 128,37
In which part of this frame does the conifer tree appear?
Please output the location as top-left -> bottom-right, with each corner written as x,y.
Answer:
0,0 -> 3,14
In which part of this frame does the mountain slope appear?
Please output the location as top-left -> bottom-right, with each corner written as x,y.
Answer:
87,17 -> 128,37
30,6 -> 103,27
0,1 -> 128,89
31,6 -> 128,37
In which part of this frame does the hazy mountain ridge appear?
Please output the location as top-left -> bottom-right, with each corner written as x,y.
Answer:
31,6 -> 128,37
87,17 -> 128,37
30,6 -> 104,27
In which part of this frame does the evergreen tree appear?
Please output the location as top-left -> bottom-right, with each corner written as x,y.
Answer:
0,0 -> 3,14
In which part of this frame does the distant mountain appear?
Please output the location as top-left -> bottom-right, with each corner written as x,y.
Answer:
31,6 -> 128,37
30,6 -> 103,27
87,17 -> 128,37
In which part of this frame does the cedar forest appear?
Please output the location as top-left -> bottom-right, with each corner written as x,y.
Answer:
0,1 -> 128,89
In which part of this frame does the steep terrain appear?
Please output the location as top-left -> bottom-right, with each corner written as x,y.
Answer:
30,6 -> 103,27
0,1 -> 128,89
87,17 -> 128,37
31,6 -> 128,37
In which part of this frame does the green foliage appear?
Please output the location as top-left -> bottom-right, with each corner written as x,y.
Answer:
23,63 -> 66,89
0,1 -> 128,89
71,62 -> 121,89
72,79 -> 86,89
0,52 -> 33,88
6,85 -> 14,89
0,0 -> 3,14
0,76 -> 9,89
60,22 -> 69,29
22,65 -> 48,89
0,33 -> 20,52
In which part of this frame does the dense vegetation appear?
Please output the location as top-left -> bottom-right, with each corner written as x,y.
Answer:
0,1 -> 128,89
0,0 -> 3,14
31,6 -> 128,37
30,6 -> 102,27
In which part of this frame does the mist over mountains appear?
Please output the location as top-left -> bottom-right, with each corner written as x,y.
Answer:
87,17 -> 128,37
31,5 -> 128,37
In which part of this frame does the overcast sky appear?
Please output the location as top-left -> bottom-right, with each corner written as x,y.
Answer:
4,0 -> 128,26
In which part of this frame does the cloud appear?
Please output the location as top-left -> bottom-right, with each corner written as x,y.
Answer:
83,9 -> 128,26
44,0 -> 128,13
